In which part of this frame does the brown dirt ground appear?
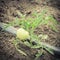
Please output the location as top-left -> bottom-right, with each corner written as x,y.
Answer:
0,0 -> 60,60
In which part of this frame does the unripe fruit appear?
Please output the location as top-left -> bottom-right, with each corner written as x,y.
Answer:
16,28 -> 30,40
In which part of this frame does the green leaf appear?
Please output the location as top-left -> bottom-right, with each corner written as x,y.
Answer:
45,47 -> 54,55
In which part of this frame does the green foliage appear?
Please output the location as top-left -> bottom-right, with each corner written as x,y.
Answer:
35,49 -> 43,60
44,15 -> 58,32
44,47 -> 54,55
7,10 -> 58,32
12,38 -> 27,56
6,10 -> 58,58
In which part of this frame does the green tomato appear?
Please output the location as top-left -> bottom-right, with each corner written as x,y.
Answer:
16,28 -> 30,40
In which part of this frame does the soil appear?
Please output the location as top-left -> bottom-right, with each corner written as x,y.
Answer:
0,0 -> 60,60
